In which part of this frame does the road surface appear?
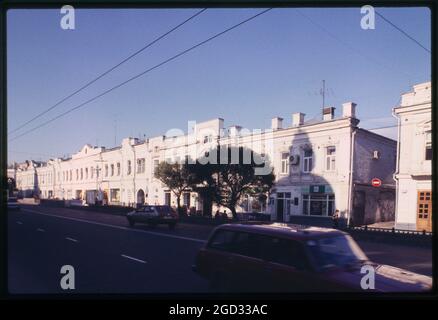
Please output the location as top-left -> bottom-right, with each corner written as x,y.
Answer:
8,205 -> 433,294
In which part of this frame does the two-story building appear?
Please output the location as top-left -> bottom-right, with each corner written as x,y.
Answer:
393,82 -> 432,231
14,101 -> 397,226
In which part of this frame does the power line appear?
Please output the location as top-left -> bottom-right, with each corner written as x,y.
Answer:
295,9 -> 418,81
375,11 -> 431,54
9,8 -> 273,142
8,8 -> 207,135
366,124 -> 398,131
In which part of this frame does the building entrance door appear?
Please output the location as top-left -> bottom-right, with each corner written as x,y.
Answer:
276,199 -> 284,221
417,190 -> 432,232
276,192 -> 291,222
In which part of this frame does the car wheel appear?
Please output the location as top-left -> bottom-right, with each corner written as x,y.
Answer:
168,223 -> 176,230
128,219 -> 135,227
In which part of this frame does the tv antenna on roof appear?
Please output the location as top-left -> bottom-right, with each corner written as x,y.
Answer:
320,80 -> 326,109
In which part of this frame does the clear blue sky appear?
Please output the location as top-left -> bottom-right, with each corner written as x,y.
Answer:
7,7 -> 431,163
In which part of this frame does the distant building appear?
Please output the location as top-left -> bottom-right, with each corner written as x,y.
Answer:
15,101 -> 397,226
393,82 -> 432,231
15,160 -> 43,198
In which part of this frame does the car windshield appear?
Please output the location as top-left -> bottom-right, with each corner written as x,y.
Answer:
306,235 -> 368,270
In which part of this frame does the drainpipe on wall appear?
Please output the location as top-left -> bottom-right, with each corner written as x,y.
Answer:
347,127 -> 357,226
392,108 -> 401,227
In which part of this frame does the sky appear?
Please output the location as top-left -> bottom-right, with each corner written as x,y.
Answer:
7,7 -> 431,163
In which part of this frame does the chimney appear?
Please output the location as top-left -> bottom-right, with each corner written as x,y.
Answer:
292,113 -> 305,127
342,102 -> 356,118
229,125 -> 242,137
271,117 -> 283,130
323,107 -> 335,121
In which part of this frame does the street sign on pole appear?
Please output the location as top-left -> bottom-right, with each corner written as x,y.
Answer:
371,178 -> 382,187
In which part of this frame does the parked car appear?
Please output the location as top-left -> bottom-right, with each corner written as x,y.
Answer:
7,197 -> 20,211
193,223 -> 432,292
127,205 -> 178,229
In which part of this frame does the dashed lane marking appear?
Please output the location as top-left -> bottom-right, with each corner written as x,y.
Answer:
20,208 -> 206,244
121,254 -> 147,264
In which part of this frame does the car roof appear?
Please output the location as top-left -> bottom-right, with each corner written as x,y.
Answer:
214,222 -> 346,240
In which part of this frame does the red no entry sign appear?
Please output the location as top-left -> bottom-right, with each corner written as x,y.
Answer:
371,178 -> 382,187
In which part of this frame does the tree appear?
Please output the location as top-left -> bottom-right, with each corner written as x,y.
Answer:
214,147 -> 274,219
188,146 -> 275,219
154,161 -> 195,216
185,160 -> 217,217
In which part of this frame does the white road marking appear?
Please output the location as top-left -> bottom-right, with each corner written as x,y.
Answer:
121,254 -> 147,264
65,237 -> 79,243
16,221 -> 23,225
21,208 -> 206,244
36,228 -> 45,232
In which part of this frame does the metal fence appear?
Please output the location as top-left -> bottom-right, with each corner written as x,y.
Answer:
346,225 -> 433,236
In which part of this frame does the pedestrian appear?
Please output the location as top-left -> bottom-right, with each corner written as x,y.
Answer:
332,210 -> 340,228
214,209 -> 220,219
222,210 -> 228,220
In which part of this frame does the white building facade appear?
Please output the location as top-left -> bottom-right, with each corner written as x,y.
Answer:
15,102 -> 397,225
394,82 -> 432,231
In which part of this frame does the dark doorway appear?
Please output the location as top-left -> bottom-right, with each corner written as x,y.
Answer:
352,191 -> 366,226
164,192 -> 171,206
137,189 -> 145,206
277,199 -> 284,221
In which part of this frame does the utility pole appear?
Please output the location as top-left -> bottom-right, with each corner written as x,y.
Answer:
94,158 -> 106,205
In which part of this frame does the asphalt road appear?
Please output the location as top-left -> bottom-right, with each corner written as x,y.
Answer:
8,205 -> 433,294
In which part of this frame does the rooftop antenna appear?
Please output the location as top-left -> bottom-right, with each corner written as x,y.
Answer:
320,79 -> 326,110
114,119 -> 117,147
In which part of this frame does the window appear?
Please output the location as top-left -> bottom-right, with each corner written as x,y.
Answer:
137,158 -> 145,173
231,232 -> 266,259
110,164 -> 114,176
76,169 -> 79,180
281,152 -> 289,174
263,237 -> 309,270
96,166 -> 99,178
80,168 -> 83,180
110,188 -> 120,202
208,230 -> 236,251
307,235 -> 367,270
303,194 -> 335,216
425,132 -> 432,161
70,170 -> 72,181
105,164 -> 108,177
85,168 -> 88,180
183,192 -> 191,207
326,146 -> 336,171
203,135 -> 212,144
117,163 -> 120,176
90,167 -> 94,179
127,160 -> 132,175
303,149 -> 313,173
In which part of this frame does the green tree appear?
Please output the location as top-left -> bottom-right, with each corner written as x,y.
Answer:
188,146 -> 275,219
186,160 -> 217,217
154,161 -> 195,216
